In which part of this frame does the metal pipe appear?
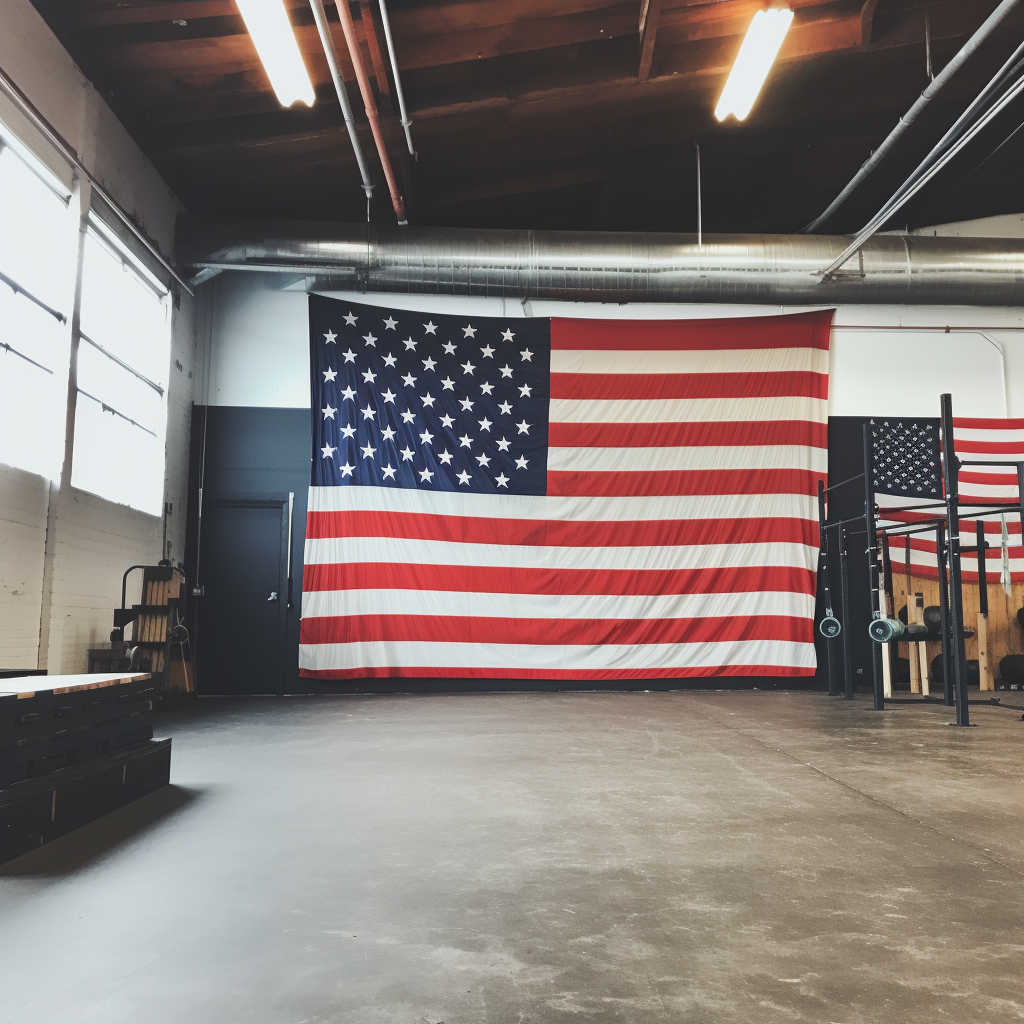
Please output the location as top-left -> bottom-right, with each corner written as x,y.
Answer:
821,66 -> 1024,278
863,423 -> 886,710
330,0 -> 407,224
0,60 -> 194,296
177,216 -> 1024,306
376,0 -> 415,157
803,0 -> 1023,233
308,0 -> 375,205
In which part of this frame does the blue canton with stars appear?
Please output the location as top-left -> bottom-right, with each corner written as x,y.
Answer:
870,418 -> 942,498
310,296 -> 551,494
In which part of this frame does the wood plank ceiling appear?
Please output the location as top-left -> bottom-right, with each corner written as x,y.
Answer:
26,0 -> 1024,233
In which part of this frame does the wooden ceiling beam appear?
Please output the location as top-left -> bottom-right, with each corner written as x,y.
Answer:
638,0 -> 665,82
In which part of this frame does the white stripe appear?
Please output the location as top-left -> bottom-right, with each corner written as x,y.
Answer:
308,485 -> 818,523
550,347 -> 828,376
549,444 -> 826,474
303,537 -> 816,573
955,426 -> 1024,445
299,638 -> 816,672
550,396 -> 827,425
301,589 -> 816,622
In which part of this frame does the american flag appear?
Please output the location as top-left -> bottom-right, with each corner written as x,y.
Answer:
300,297 -> 832,679
874,417 -> 1024,583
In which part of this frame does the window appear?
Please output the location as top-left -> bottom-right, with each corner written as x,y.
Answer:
0,137 -> 75,482
70,223 -> 171,515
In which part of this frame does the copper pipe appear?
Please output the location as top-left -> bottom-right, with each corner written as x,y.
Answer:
331,0 -> 406,224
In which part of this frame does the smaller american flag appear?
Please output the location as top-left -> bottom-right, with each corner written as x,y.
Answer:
873,416 -> 1024,583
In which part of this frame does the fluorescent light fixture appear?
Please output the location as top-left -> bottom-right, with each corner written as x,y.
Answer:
236,0 -> 316,107
715,7 -> 793,122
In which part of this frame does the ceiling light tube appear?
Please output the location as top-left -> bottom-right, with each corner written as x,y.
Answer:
715,7 -> 793,122
236,0 -> 316,108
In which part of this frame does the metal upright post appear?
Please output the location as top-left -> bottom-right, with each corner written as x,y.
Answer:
818,480 -> 839,696
977,519 -> 992,690
881,533 -> 897,692
940,393 -> 970,726
839,523 -> 854,700
863,425 -> 885,709
936,524 -> 954,706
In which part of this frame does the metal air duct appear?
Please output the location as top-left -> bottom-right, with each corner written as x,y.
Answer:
177,216 -> 1024,306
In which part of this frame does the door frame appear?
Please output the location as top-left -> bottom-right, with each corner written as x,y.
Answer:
197,495 -> 290,696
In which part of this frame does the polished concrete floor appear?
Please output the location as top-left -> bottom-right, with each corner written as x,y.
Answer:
2,691 -> 1024,1024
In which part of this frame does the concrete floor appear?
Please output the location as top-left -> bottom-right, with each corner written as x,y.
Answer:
2,692 -> 1024,1024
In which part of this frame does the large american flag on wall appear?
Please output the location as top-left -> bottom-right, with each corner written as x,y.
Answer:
875,416 -> 1024,583
299,297 -> 832,679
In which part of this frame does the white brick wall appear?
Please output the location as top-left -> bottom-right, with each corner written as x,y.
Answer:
0,0 -> 196,674
0,466 -> 48,669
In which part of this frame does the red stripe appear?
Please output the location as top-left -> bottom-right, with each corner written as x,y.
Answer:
954,439 -> 1024,455
550,370 -> 827,401
960,471 -> 1022,487
551,310 -> 833,351
299,665 -> 816,680
548,467 -> 819,498
301,614 -> 809,647
549,419 -> 827,449
955,417 -> 1024,429
302,562 -> 818,597
305,510 -> 817,548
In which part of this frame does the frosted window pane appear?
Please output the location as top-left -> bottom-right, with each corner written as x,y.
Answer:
0,148 -> 74,312
71,227 -> 170,516
72,394 -> 164,515
0,288 -> 70,481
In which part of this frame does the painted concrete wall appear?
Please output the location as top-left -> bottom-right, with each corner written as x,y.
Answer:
0,0 -> 196,672
197,272 -> 1024,421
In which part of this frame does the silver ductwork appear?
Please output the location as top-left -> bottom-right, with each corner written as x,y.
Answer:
177,216 -> 1024,306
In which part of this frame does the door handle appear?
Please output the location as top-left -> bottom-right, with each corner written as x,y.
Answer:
267,591 -> 278,601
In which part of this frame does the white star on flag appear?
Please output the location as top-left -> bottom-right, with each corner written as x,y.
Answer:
381,464 -> 398,481
381,426 -> 397,441
478,417 -> 492,432
500,328 -> 514,341
383,316 -> 398,330
441,377 -> 455,391
424,321 -> 438,334
461,361 -> 476,375
480,344 -> 494,358
343,312 -> 357,325
516,420 -> 531,434
499,365 -> 513,378
341,386 -> 356,401
324,330 -> 337,343
457,470 -> 472,486
421,392 -> 436,407
419,467 -> 434,483
498,401 -> 512,415
400,447 -> 415,461
361,443 -> 376,459
362,369 -> 377,383
459,434 -> 473,448
342,349 -> 357,364
496,437 -> 511,451
363,333 -> 377,347
515,456 -> 528,469
476,453 -> 491,467
323,368 -> 337,382
361,404 -> 375,420
402,372 -> 417,387
438,450 -> 454,465
439,414 -> 455,428
322,405 -> 336,420
340,462 -> 355,478
422,357 -> 437,371
403,337 -> 417,351
442,341 -> 457,355
340,424 -> 356,438
321,444 -> 336,458
401,409 -> 416,423
520,349 -> 533,362
419,430 -> 434,445
382,389 -> 397,404
463,325 -> 477,337
382,353 -> 397,367
480,382 -> 494,395
495,473 -> 509,488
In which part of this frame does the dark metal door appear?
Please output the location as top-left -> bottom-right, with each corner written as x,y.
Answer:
195,501 -> 286,695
